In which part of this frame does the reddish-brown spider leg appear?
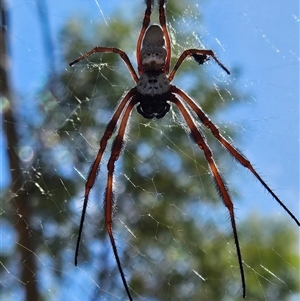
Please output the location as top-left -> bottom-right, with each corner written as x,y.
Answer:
136,0 -> 153,75
158,0 -> 171,74
169,49 -> 230,81
105,97 -> 138,301
172,85 -> 300,227
69,47 -> 139,83
74,88 -> 137,266
170,94 -> 246,298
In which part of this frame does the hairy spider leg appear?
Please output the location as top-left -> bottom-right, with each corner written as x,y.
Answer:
105,97 -> 138,301
74,88 -> 137,266
172,85 -> 300,227
170,94 -> 246,298
69,47 -> 139,83
168,49 -> 230,82
158,0 -> 171,73
136,0 -> 153,75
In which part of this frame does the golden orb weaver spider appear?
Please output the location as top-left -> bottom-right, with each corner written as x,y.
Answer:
70,0 -> 300,300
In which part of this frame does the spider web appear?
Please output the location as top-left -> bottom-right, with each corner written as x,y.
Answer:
1,1 -> 299,301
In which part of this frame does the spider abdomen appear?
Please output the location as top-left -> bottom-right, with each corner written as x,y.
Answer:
141,24 -> 167,70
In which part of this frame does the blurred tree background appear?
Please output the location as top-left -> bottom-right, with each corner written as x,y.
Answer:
1,0 -> 299,301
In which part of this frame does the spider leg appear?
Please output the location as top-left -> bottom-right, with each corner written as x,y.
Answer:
158,0 -> 171,74
170,94 -> 246,298
137,0 -> 153,75
105,97 -> 138,301
169,49 -> 230,82
172,85 -> 300,226
69,47 -> 139,83
75,88 -> 136,266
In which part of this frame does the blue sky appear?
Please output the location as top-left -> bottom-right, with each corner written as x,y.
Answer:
3,0 -> 299,219
204,1 -> 299,219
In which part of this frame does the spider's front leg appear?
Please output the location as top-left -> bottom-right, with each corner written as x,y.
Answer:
169,94 -> 246,298
74,89 -> 136,266
104,97 -> 138,301
172,85 -> 300,227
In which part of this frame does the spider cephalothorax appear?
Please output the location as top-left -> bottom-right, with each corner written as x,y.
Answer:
70,1 -> 299,300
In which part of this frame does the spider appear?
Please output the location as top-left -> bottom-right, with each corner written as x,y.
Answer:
70,0 -> 300,300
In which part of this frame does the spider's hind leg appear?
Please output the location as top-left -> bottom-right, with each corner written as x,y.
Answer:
158,0 -> 171,73
137,0 -> 155,74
